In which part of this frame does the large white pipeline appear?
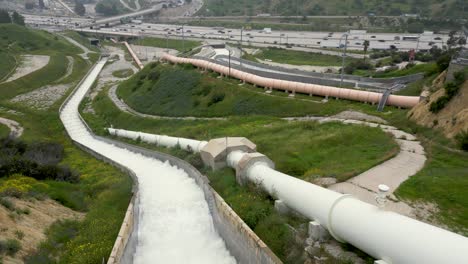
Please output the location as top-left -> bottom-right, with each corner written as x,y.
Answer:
162,54 -> 420,108
60,59 -> 235,263
107,128 -> 208,153
227,150 -> 468,264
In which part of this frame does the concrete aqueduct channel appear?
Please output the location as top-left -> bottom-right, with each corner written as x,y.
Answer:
59,58 -> 239,263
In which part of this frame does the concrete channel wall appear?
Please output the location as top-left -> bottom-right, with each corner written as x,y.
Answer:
59,59 -> 281,264
93,136 -> 283,264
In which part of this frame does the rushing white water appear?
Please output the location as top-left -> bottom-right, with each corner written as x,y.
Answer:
60,58 -> 236,264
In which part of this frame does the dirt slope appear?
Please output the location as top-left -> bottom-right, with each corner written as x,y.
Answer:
409,72 -> 468,138
0,198 -> 84,263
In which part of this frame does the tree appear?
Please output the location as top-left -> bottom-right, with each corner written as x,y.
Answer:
0,9 -> 11,24
74,0 -> 86,16
363,40 -> 370,62
38,0 -> 45,9
11,11 -> 24,26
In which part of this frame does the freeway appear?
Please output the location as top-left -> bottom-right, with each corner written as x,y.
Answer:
24,14 -> 467,52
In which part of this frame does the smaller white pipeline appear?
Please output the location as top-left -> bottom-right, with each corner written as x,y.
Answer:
107,128 -> 208,153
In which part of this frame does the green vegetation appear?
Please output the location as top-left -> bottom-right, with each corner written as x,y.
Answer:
455,131 -> 468,151
0,54 -> 68,100
0,25 -> 91,100
91,82 -> 398,182
0,25 -> 133,263
117,62 -> 383,117
112,68 -> 134,78
0,124 -> 9,138
243,47 -> 356,66
429,71 -> 466,113
63,31 -> 100,53
0,52 -> 16,81
0,238 -> 21,256
95,0 -> 127,16
134,37 -> 201,52
196,0 -> 467,18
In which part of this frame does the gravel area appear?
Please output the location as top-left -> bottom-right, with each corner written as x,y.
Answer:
3,55 -> 50,83
11,84 -> 72,110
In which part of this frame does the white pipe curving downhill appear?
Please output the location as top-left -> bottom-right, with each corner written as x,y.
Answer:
108,128 -> 208,153
60,58 -> 235,263
226,150 -> 468,264
162,54 -> 420,108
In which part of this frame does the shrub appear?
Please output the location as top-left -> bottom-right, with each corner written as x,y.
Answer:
208,92 -> 225,106
429,71 -> 466,113
147,70 -> 159,81
0,197 -> 14,210
0,239 -> 21,256
15,230 -> 24,240
455,130 -> 468,151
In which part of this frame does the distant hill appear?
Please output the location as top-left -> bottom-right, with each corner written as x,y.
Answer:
197,0 -> 467,19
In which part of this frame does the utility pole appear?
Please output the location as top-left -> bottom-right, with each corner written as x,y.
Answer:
228,49 -> 231,77
340,32 -> 349,88
240,27 -> 243,67
166,34 -> 169,51
182,24 -> 185,53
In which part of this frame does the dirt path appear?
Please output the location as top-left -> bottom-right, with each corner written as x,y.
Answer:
287,114 -> 427,218
3,55 -> 50,83
55,56 -> 74,83
62,35 -> 93,62
0,116 -> 24,138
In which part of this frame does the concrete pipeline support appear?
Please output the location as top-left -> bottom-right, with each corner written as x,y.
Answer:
227,150 -> 468,264
161,54 -> 420,108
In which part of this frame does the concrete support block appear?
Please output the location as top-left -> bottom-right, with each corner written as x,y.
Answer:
274,200 -> 290,215
200,137 -> 257,171
235,152 -> 274,185
309,93 -> 313,97
308,221 -> 330,242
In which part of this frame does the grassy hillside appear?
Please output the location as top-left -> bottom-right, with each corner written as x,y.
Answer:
0,24 -> 80,55
0,123 -> 9,138
0,53 -> 16,82
197,0 -> 467,19
243,47 -> 356,67
0,25 -> 133,263
0,25 -> 87,100
117,62 -> 381,117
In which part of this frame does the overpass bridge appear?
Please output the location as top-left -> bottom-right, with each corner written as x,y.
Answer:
85,2 -> 166,28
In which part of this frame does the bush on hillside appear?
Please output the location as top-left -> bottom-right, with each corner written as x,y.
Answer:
208,92 -> 225,106
429,70 -> 466,113
0,239 -> 21,256
0,138 -> 79,183
455,130 -> 468,151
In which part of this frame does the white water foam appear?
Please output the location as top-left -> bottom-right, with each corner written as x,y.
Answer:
60,58 -> 236,264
